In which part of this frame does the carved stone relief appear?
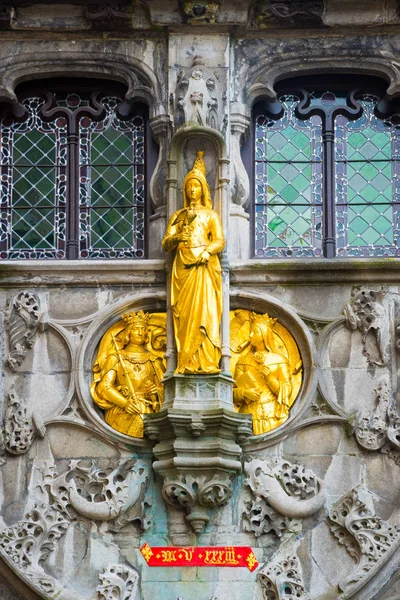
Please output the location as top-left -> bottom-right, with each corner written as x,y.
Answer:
179,1 -> 220,24
174,56 -> 226,132
249,0 -> 324,27
5,292 -> 41,371
344,288 -> 389,367
328,486 -> 400,595
258,544 -> 309,599
97,564 -> 140,600
244,458 -> 325,523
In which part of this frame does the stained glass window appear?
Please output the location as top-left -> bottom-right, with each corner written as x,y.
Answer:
336,96 -> 400,257
254,84 -> 400,258
255,95 -> 323,257
0,84 -> 147,260
1,98 -> 67,259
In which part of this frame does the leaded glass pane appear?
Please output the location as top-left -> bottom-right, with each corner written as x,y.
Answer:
79,98 -> 145,258
254,95 -> 323,258
335,97 -> 400,257
0,97 -> 67,259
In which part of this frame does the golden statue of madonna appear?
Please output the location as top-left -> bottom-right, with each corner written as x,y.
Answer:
90,311 -> 166,438
230,310 -> 302,435
162,151 -> 225,374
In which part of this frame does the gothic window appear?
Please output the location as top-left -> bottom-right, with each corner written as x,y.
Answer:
253,76 -> 400,258
0,79 -> 148,259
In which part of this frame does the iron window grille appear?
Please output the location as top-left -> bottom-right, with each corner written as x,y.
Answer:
0,80 -> 150,260
251,76 -> 400,258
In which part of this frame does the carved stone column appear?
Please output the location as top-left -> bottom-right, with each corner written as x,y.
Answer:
230,105 -> 251,259
148,114 -> 170,258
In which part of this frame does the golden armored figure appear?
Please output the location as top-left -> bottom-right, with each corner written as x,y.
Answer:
162,151 -> 225,374
231,310 -> 302,435
91,311 -> 166,438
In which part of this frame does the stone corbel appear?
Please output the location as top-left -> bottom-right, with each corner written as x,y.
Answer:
328,486 -> 400,596
230,108 -> 251,259
244,458 -> 326,522
145,375 -> 253,533
179,1 -> 220,24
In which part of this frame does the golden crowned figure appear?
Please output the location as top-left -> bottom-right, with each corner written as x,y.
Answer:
230,310 -> 302,435
162,151 -> 225,374
90,311 -> 166,438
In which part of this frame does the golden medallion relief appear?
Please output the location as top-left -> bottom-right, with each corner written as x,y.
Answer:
91,310 -> 302,438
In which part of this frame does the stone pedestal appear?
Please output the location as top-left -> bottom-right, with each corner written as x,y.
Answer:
144,374 -> 252,532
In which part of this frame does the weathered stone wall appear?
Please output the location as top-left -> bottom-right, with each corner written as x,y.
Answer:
1,3 -> 400,599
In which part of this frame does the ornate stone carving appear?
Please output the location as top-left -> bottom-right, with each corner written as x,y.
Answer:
85,2 -> 132,20
174,57 -> 225,131
162,473 -> 233,532
5,291 -> 41,371
97,564 -> 140,600
328,487 -> 400,593
180,1 -> 219,24
245,458 -> 325,520
344,288 -> 389,367
249,0 -> 324,27
259,545 -> 309,599
49,458 -> 150,531
0,503 -> 68,595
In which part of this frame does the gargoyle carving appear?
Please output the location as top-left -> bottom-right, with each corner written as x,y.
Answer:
259,545 -> 309,599
5,291 -> 41,371
244,458 -> 325,525
97,564 -> 140,600
328,487 -> 400,594
344,288 -> 389,366
49,458 -> 150,530
0,502 -> 68,595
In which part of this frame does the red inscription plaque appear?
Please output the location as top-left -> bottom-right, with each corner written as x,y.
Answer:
140,544 -> 259,572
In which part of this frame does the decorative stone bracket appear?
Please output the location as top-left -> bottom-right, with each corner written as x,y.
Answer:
145,374 -> 253,533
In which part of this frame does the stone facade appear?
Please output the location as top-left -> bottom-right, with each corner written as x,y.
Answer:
1,2 -> 400,599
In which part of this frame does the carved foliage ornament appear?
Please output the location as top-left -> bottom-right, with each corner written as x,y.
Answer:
97,564 -> 140,600
244,458 -> 325,534
259,546 -> 309,600
344,288 -> 389,367
6,291 -> 40,371
180,1 -> 220,23
328,487 -> 400,593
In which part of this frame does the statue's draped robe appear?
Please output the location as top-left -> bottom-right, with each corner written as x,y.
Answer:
233,350 -> 292,435
163,207 -> 225,374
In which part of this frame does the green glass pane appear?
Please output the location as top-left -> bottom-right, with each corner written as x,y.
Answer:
13,168 -> 55,207
12,208 -> 55,249
13,130 -> 56,165
91,207 -> 133,248
91,166 -> 133,207
91,128 -> 133,165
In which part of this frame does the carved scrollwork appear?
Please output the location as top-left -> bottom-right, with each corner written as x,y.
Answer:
244,458 -> 325,525
49,458 -> 150,531
344,288 -> 389,367
243,497 -> 291,538
328,487 -> 400,593
162,478 -> 196,508
179,1 -> 219,24
5,291 -> 41,371
97,564 -> 140,600
259,546 -> 309,600
198,476 -> 232,507
249,0 -> 324,27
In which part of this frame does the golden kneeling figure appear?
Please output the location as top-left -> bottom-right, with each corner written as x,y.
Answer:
230,310 -> 302,435
91,311 -> 166,438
